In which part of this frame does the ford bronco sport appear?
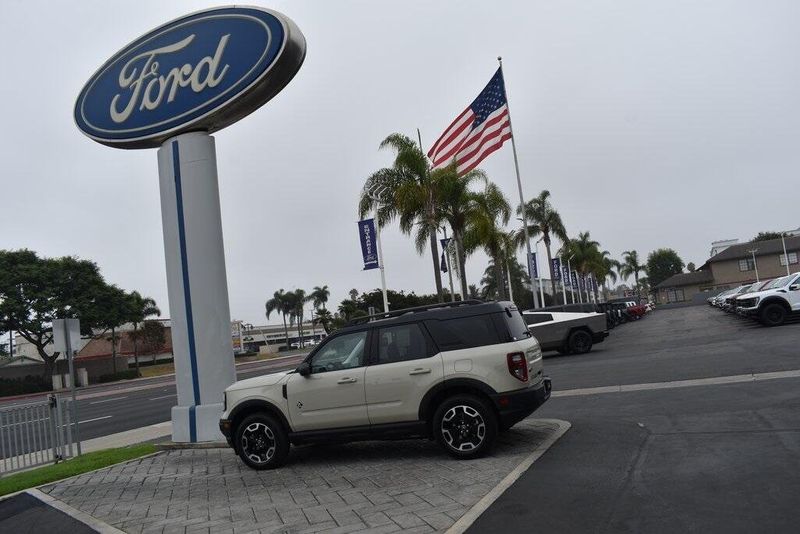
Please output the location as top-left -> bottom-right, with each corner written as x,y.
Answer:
219,300 -> 551,470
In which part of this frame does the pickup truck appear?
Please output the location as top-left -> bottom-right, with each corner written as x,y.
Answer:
735,272 -> 800,326
522,311 -> 609,355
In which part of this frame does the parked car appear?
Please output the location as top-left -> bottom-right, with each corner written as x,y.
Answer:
219,300 -> 551,469
735,272 -> 800,326
722,284 -> 754,311
522,311 -> 609,354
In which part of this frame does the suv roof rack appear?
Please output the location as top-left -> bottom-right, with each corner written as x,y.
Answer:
346,299 -> 486,326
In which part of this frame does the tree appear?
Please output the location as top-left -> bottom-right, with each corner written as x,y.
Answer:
463,183 -> 512,300
479,258 -> 532,309
646,248 -> 685,289
752,231 -> 788,242
434,164 -> 488,299
519,190 -> 569,299
359,133 -> 445,302
313,308 -> 333,334
139,320 -> 166,363
687,262 -> 696,272
265,289 -> 292,350
619,250 -> 647,292
127,291 -> 160,375
286,289 -> 309,348
594,250 -> 620,301
0,250 -> 111,378
309,285 -> 330,310
93,284 -> 134,376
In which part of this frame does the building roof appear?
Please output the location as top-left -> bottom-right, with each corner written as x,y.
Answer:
654,270 -> 714,289
707,235 -> 800,263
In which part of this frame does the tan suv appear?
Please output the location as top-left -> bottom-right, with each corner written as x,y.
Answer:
219,300 -> 551,470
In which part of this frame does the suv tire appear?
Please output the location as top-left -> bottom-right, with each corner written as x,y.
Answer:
568,329 -> 593,354
433,394 -> 498,459
234,413 -> 289,470
759,303 -> 787,327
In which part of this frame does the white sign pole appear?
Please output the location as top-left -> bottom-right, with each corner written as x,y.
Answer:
157,132 -> 236,442
52,318 -> 81,455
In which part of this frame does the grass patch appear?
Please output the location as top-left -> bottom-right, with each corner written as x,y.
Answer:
139,362 -> 176,378
0,443 -> 157,497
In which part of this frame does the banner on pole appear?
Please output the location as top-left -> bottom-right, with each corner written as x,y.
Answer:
591,276 -> 599,292
563,265 -> 571,286
552,258 -> 561,281
528,252 -> 538,279
357,218 -> 380,270
571,271 -> 579,290
440,238 -> 451,273
579,273 -> 586,291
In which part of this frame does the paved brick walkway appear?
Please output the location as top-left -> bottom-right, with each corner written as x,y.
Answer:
41,419 -> 564,534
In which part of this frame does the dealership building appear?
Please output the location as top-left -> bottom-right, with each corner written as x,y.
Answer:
654,235 -> 800,304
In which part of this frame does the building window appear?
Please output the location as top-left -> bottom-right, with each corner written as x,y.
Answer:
779,252 -> 798,266
666,289 -> 685,303
739,258 -> 755,272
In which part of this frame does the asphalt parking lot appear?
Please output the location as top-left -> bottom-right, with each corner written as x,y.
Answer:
471,305 -> 800,533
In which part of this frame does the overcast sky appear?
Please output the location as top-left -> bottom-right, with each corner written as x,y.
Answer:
2,0 -> 799,326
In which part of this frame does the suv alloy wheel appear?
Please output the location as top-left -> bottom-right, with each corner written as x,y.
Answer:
433,395 -> 498,459
235,413 -> 290,470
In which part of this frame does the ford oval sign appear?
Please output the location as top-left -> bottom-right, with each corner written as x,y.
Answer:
75,6 -> 306,149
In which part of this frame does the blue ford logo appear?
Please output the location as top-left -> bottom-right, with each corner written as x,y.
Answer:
75,6 -> 306,149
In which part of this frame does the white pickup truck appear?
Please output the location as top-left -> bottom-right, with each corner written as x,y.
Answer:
735,272 -> 800,326
522,311 -> 609,354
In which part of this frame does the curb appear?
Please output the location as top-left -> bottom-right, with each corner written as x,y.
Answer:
155,441 -> 228,450
445,418 -> 571,534
27,488 -> 126,534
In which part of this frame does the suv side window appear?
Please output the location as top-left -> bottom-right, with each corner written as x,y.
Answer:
310,331 -> 367,373
377,323 -> 431,364
424,314 -> 502,351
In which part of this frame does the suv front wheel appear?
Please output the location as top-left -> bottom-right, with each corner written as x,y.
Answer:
433,395 -> 498,459
759,303 -> 787,327
234,413 -> 290,470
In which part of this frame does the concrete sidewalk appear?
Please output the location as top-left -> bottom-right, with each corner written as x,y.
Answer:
38,418 -> 569,533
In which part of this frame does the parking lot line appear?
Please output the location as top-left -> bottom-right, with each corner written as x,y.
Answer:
553,368 -> 800,398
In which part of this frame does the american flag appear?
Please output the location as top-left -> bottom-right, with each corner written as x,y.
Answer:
428,68 -> 512,175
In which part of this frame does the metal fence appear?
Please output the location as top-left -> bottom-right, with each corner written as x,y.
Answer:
0,395 -> 76,475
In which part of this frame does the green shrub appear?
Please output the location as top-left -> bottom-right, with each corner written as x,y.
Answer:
0,375 -> 51,397
96,369 -> 141,383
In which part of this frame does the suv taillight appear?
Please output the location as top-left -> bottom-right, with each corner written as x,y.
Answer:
507,352 -> 528,382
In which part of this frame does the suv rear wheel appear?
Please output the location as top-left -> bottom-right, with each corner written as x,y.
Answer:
235,413 -> 289,470
433,394 -> 497,459
568,329 -> 593,354
759,303 -> 787,327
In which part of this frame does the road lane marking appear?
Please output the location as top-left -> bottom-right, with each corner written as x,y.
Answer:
77,416 -> 112,424
149,394 -> 176,401
553,368 -> 800,398
90,396 -> 128,405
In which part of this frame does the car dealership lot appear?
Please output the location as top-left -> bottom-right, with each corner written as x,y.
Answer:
9,306 -> 800,533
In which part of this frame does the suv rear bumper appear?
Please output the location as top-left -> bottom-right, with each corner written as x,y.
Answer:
490,377 -> 551,429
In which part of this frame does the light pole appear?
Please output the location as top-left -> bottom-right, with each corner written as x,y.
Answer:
559,256 -> 567,305
441,226 -> 456,302
535,237 -> 546,307
366,185 -> 390,313
781,235 -> 791,276
566,255 -> 575,304
748,248 -> 759,282
518,217 -> 540,308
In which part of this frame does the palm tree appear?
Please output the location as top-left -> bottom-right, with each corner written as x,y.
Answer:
593,250 -> 620,301
519,190 -> 569,298
266,289 -> 291,350
128,291 -> 160,374
619,250 -> 647,292
313,308 -> 333,334
463,183 -> 512,300
309,285 -> 330,310
434,164 -> 488,299
287,289 -> 309,348
359,133 -> 444,301
561,232 -> 602,301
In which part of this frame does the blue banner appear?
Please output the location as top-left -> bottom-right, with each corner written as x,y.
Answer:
528,252 -> 538,279
358,218 -> 379,270
563,265 -> 571,287
579,273 -> 586,291
440,238 -> 451,273
591,275 -> 599,292
571,271 -> 579,289
552,258 -> 561,281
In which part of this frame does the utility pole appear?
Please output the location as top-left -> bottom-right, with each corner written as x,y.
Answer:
781,235 -> 791,276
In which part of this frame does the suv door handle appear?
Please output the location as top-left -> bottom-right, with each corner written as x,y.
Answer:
409,368 -> 431,375
337,377 -> 357,384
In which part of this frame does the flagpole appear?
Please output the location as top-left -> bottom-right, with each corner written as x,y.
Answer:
442,226 -> 456,302
498,57 -> 539,309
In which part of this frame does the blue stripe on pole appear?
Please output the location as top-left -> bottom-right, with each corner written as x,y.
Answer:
172,140 -> 200,443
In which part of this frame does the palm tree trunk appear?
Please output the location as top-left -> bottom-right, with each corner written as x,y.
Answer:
494,255 -> 507,300
133,323 -> 140,376
455,233 -> 468,300
544,235 -> 557,301
429,229 -> 444,302
282,314 -> 290,350
111,327 -> 117,375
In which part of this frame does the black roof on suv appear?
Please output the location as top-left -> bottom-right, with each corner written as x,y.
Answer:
339,300 -> 514,332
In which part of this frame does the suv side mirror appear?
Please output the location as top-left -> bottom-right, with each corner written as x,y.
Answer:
297,362 -> 311,377
790,284 -> 800,291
